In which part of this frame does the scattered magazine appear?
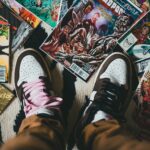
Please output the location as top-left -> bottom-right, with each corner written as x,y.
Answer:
118,10 -> 150,77
1,0 -> 41,28
15,0 -> 63,28
0,16 -> 10,82
40,0 -> 142,81
0,2 -> 34,52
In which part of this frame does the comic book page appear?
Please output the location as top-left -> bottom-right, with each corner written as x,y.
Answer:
40,0 -> 142,81
118,11 -> 150,78
0,17 -> 10,82
127,63 -> 150,140
0,2 -> 34,52
15,0 -> 63,28
1,0 -> 41,28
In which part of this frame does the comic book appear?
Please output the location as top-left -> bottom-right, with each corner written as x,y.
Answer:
0,84 -> 14,114
130,0 -> 150,11
15,0 -> 63,28
1,0 -> 41,28
0,17 -> 10,82
40,0 -> 143,81
0,2 -> 34,52
127,63 -> 150,140
118,10 -> 150,78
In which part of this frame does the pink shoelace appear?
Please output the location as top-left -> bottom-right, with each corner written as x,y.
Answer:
22,79 -> 63,116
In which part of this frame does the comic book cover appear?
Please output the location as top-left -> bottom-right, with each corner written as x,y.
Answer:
1,0 -> 41,28
127,63 -> 150,140
130,0 -> 150,11
0,84 -> 14,114
15,0 -> 63,28
118,11 -> 150,77
40,0 -> 142,81
0,17 -> 10,82
0,2 -> 34,52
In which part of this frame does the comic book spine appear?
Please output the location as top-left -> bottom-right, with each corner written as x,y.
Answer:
0,20 -> 10,82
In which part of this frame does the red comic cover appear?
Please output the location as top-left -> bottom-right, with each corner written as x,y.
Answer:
40,0 -> 143,81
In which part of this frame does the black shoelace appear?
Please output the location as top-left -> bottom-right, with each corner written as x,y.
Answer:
93,78 -> 123,116
74,79 -> 126,150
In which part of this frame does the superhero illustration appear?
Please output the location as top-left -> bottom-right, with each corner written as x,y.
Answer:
133,22 -> 150,44
40,0 -> 142,81
133,65 -> 150,138
118,11 -> 150,75
1,0 -> 41,28
16,0 -> 62,28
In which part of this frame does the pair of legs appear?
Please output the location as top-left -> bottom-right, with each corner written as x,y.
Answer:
1,50 -> 150,150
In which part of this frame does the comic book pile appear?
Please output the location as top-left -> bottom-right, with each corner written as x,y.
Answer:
0,0 -> 150,139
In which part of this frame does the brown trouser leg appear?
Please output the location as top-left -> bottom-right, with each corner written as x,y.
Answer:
1,115 -> 65,150
80,119 -> 150,150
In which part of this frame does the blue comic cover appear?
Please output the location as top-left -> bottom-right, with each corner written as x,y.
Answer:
40,0 -> 142,81
118,11 -> 150,77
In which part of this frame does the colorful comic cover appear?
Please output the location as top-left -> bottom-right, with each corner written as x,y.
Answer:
130,63 -> 150,140
15,0 -> 63,28
1,0 -> 41,28
118,11 -> 150,77
0,84 -> 14,114
0,17 -> 10,82
130,0 -> 150,11
0,2 -> 34,52
40,0 -> 142,81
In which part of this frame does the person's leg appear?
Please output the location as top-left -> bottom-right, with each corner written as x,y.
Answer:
1,49 -> 65,150
75,52 -> 150,150
80,119 -> 150,150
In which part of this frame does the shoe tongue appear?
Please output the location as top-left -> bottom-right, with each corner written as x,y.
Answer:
100,73 -> 121,86
30,88 -> 43,98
